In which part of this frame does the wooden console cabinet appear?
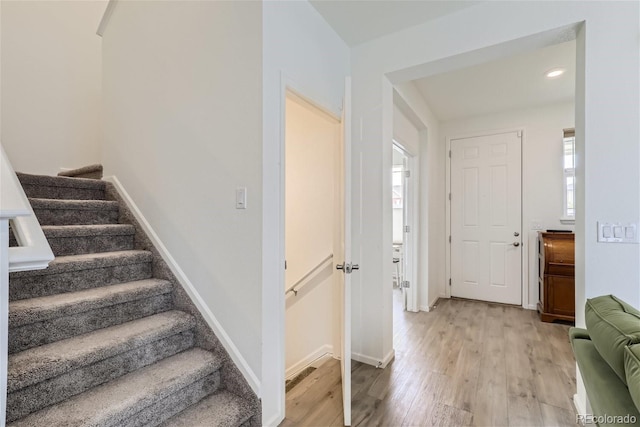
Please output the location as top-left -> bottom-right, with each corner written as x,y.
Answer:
538,232 -> 575,323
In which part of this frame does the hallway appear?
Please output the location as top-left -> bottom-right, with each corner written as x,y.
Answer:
280,293 -> 577,426
352,295 -> 577,426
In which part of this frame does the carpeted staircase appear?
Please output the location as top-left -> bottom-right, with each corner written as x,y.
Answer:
6,172 -> 259,427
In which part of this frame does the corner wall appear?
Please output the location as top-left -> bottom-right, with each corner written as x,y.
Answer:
1,1 -> 105,174
101,0 -> 263,390
351,0 -> 640,367
262,2 -> 350,424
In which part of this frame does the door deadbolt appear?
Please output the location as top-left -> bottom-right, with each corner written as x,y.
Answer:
514,232 -> 520,237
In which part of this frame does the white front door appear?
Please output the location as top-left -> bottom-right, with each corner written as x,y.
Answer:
338,77 -> 352,426
450,131 -> 522,305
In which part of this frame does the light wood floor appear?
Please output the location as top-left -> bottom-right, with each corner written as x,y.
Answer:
282,292 -> 577,427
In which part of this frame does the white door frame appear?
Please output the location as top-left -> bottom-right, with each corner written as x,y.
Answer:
445,127 -> 529,309
276,73 -> 349,425
391,141 -> 419,312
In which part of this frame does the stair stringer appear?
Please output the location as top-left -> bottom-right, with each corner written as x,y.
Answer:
103,176 -> 261,426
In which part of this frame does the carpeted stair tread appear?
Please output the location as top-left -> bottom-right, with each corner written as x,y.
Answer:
41,224 -> 135,237
6,331 -> 196,423
17,173 -> 106,200
17,172 -> 107,190
9,251 -> 154,301
41,225 -> 136,256
29,198 -> 118,211
7,348 -> 221,427
9,279 -> 172,328
10,250 -> 152,278
8,310 -> 196,392
30,198 -> 120,225
57,164 -> 103,180
160,390 -> 255,427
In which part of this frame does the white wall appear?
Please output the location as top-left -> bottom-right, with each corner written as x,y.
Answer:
350,1 -> 640,369
440,101 -> 575,309
1,1 -> 105,175
101,0 -> 263,388
284,95 -> 338,375
262,2 -> 350,424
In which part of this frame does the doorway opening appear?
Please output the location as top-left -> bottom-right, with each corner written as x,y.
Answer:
282,91 -> 346,425
391,140 -> 416,311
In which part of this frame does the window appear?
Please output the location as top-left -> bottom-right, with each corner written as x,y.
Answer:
563,128 -> 575,220
392,166 -> 404,209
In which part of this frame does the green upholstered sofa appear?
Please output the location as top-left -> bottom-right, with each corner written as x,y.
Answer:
570,295 -> 640,426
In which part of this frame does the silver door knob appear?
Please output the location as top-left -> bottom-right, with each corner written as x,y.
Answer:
336,264 -> 344,270
513,242 -> 520,247
351,264 -> 359,270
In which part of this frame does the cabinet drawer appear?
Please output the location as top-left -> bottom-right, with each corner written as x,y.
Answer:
546,262 -> 574,276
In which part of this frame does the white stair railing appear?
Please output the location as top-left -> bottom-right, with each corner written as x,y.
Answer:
1,144 -> 54,427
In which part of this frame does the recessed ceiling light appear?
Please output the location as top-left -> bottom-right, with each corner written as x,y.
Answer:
546,68 -> 566,78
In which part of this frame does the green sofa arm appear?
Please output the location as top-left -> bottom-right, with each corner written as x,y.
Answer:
570,327 -> 591,341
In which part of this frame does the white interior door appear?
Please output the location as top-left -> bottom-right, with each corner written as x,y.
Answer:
338,77 -> 352,426
450,131 -> 522,305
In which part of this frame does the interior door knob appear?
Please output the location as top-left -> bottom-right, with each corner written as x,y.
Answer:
336,263 -> 344,270
513,242 -> 520,247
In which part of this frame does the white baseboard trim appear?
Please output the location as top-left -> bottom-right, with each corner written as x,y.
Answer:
352,349 -> 395,368
105,176 -> 260,395
382,348 -> 395,368
419,304 -> 431,312
526,304 -> 537,310
263,413 -> 283,427
285,345 -> 333,380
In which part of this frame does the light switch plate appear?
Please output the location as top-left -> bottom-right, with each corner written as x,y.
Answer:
597,221 -> 638,243
236,187 -> 247,209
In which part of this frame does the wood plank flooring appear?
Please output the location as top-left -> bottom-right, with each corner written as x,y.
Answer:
281,291 -> 577,426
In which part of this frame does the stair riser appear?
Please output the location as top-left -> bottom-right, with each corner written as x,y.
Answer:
20,183 -> 105,201
9,262 -> 153,301
46,234 -> 134,256
9,294 -> 173,353
33,208 -> 119,226
6,331 -> 195,423
119,374 -> 221,427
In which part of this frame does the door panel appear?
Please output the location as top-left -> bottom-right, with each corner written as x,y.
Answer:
451,131 -> 522,305
340,77 -> 352,427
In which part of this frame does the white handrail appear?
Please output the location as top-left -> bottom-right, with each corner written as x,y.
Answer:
1,144 -> 54,427
285,254 -> 333,297
1,145 -> 54,272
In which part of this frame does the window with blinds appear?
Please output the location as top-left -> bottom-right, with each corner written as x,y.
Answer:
563,128 -> 575,219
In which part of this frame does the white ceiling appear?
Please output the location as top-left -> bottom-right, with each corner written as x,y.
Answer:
309,0 -> 481,47
413,40 -> 576,122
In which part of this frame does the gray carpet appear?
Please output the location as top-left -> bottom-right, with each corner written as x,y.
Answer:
7,171 -> 258,426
